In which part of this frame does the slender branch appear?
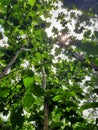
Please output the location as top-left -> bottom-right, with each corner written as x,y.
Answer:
69,51 -> 98,70
42,66 -> 46,89
0,68 -> 25,80
42,66 -> 48,130
58,41 -> 98,71
0,47 -> 30,79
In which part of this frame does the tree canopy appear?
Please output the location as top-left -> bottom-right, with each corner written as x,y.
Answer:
0,0 -> 98,130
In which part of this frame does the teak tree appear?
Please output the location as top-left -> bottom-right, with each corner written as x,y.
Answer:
0,0 -> 98,130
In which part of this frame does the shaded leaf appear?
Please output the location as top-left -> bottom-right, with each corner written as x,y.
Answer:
22,93 -> 35,108
32,84 -> 44,97
81,102 -> 98,110
0,32 -> 3,39
0,87 -> 9,98
10,106 -> 24,129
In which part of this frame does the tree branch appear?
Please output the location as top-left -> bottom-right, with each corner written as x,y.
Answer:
0,47 -> 30,79
69,51 -> 98,70
42,66 -> 48,130
58,41 -> 98,71
42,66 -> 46,89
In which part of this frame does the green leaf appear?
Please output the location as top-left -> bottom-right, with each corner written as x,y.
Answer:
22,92 -> 35,108
81,102 -> 98,110
10,106 -> 24,129
0,87 -> 9,97
32,84 -> 44,97
46,22 -> 51,28
53,94 -> 62,101
23,77 -> 34,88
28,0 -> 36,7
35,52 -> 41,60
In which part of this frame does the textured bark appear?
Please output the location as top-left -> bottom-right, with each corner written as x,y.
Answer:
42,66 -> 49,130
43,97 -> 48,130
0,48 -> 30,79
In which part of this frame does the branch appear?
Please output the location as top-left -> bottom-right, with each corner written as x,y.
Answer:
69,51 -> 98,70
42,66 -> 49,130
42,66 -> 46,89
0,47 -> 30,79
58,41 -> 98,71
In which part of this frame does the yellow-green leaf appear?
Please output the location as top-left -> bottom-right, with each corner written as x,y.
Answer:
23,77 -> 34,88
28,0 -> 36,7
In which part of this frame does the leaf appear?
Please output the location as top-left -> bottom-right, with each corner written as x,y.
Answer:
54,122 -> 63,127
68,91 -> 76,97
0,87 -> 9,98
64,126 -> 73,130
23,77 -> 34,88
35,52 -> 41,60
94,31 -> 98,38
0,32 -> 3,39
10,106 -> 24,129
46,22 -> 51,28
22,92 -> 35,108
53,94 -> 62,101
32,84 -> 44,97
28,0 -> 36,7
81,102 -> 98,110
22,69 -> 34,78
28,114 -> 36,121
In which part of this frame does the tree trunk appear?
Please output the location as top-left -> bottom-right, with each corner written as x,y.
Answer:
43,97 -> 48,130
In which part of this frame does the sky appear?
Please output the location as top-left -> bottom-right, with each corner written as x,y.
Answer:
45,1 -> 98,41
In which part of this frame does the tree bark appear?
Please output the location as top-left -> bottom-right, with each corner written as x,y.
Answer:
42,66 -> 49,130
43,97 -> 48,130
0,48 -> 30,79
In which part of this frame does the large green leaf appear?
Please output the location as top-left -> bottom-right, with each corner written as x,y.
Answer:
23,77 -> 34,88
22,92 -> 35,108
28,0 -> 36,7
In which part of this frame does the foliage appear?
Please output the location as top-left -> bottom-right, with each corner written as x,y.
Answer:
0,0 -> 98,130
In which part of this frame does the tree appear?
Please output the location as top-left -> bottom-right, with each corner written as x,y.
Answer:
0,0 -> 98,129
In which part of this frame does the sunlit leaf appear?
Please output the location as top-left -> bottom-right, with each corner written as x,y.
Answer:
28,0 -> 36,7
23,77 -> 34,88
